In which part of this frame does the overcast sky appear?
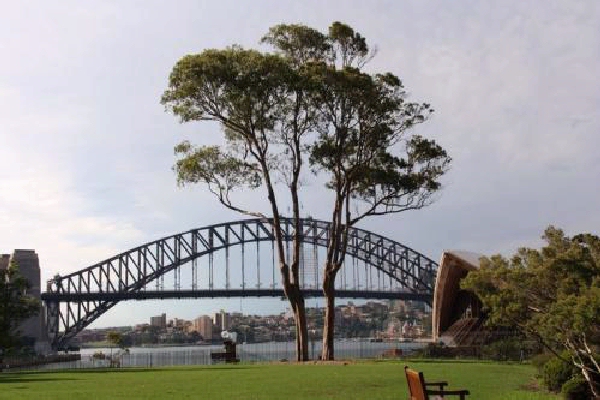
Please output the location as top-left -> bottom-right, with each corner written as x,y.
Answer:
1,0 -> 598,328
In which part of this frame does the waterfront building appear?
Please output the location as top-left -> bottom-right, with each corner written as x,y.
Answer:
1,249 -> 46,350
213,312 -> 221,331
0,253 -> 10,271
150,313 -> 167,329
214,310 -> 232,331
193,315 -> 213,340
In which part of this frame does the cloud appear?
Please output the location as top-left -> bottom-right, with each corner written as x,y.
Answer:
0,85 -> 145,281
409,3 -> 600,166
0,0 -> 598,327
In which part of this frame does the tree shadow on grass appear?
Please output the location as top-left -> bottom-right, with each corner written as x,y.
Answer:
2,365 -> 257,377
0,375 -> 79,384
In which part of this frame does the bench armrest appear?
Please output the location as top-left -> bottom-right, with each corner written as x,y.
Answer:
424,381 -> 448,390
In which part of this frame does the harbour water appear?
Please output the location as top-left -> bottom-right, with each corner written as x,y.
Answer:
32,340 -> 426,370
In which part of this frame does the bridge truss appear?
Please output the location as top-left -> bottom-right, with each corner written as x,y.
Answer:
42,218 -> 438,350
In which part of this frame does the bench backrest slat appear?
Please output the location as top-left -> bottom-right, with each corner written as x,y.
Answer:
404,367 -> 427,400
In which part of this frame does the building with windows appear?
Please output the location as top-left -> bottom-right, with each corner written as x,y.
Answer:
193,315 -> 213,341
0,253 -> 10,270
150,313 -> 167,329
213,310 -> 232,332
1,249 -> 46,349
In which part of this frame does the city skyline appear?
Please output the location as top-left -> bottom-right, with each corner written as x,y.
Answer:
1,0 -> 598,327
76,299 -> 429,345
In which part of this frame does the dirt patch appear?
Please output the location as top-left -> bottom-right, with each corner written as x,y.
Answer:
268,360 -> 357,366
520,379 -> 542,392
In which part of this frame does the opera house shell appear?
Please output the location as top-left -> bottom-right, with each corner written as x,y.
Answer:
432,251 -> 484,342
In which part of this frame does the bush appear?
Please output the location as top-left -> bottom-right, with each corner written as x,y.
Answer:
542,353 -> 576,392
531,352 -> 553,373
480,337 -> 536,361
561,376 -> 590,400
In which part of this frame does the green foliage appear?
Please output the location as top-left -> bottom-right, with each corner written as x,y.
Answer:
543,353 -> 576,392
161,20 -> 451,361
261,24 -> 329,64
462,227 -> 600,395
531,352 -> 554,373
173,142 -> 262,192
480,337 -> 537,361
106,331 -> 124,349
0,260 -> 40,350
161,20 -> 450,225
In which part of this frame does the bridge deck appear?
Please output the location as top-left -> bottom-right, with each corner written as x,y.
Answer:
42,289 -> 431,302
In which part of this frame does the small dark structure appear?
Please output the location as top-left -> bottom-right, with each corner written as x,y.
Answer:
211,332 -> 239,363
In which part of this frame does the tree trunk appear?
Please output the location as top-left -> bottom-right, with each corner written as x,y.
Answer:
576,358 -> 600,399
578,364 -> 599,399
284,281 -> 309,361
567,340 -> 600,398
295,292 -> 309,361
321,270 -> 336,360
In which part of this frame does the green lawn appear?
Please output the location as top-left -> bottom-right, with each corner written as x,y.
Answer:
0,360 -> 559,399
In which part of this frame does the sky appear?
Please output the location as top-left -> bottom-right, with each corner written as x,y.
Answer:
1,0 -> 598,328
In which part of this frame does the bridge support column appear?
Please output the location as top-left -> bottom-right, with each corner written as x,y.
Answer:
46,301 -> 60,351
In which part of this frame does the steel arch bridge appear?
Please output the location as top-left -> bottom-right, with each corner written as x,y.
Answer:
41,218 -> 438,350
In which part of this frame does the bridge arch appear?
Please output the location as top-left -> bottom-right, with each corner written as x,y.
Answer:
42,218 -> 438,350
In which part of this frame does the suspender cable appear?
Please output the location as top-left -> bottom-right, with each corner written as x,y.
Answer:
300,242 -> 305,289
241,235 -> 246,291
192,231 -> 197,290
209,252 -> 214,290
313,239 -> 318,290
155,243 -> 160,291
192,259 -> 197,290
256,238 -> 261,289
343,256 -> 347,289
272,238 -> 276,288
225,229 -> 230,290
209,231 -> 214,290
365,259 -> 369,291
353,255 -> 357,290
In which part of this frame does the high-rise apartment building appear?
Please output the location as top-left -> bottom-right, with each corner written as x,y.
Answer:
150,313 -> 167,329
213,312 -> 221,331
0,253 -> 10,271
213,310 -> 232,332
1,250 -> 45,345
193,315 -> 213,340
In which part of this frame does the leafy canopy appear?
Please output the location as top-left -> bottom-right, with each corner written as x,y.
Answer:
462,227 -> 600,345
162,20 -> 452,361
462,227 -> 600,393
162,22 -> 450,221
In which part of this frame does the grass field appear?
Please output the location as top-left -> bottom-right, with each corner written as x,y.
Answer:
0,360 -> 559,399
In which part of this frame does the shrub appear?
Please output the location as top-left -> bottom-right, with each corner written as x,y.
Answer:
531,352 -> 553,374
481,337 -> 533,361
561,376 -> 591,400
542,353 -> 576,392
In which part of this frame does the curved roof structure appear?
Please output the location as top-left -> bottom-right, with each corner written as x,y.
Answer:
432,251 -> 483,340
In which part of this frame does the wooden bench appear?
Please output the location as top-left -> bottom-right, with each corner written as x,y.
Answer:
210,352 -> 239,363
210,339 -> 240,363
404,366 -> 470,400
